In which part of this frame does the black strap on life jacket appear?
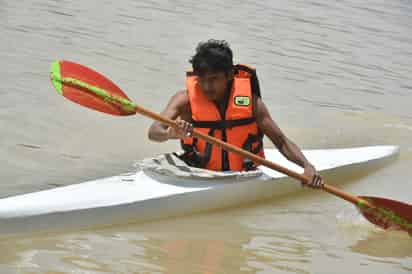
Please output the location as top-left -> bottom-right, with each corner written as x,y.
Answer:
192,117 -> 256,129
234,64 -> 261,98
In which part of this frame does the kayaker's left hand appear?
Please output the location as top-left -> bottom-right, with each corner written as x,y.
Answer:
302,164 -> 324,188
167,117 -> 193,139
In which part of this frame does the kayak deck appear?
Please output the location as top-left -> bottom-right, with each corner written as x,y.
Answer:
0,146 -> 399,235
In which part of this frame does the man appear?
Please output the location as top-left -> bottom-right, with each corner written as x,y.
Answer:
148,40 -> 323,188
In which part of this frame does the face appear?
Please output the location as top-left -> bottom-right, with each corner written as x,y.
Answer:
198,70 -> 233,102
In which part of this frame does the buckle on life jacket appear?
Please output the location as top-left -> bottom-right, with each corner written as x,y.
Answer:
178,128 -> 215,168
242,133 -> 264,171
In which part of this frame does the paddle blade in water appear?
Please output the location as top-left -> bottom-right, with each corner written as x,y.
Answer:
50,60 -> 136,116
357,196 -> 412,235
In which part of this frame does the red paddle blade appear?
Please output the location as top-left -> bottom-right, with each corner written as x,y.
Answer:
50,60 -> 136,116
358,196 -> 412,235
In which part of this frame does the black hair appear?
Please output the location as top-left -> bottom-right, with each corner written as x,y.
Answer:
189,39 -> 233,76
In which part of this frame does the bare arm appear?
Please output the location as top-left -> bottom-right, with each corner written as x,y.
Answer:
255,97 -> 311,168
255,97 -> 323,188
148,90 -> 192,142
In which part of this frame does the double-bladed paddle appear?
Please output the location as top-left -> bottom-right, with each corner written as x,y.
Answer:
50,60 -> 412,235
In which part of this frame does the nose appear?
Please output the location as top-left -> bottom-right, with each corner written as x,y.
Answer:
201,81 -> 215,96
202,80 -> 212,92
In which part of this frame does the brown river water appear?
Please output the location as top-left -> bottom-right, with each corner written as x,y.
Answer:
1,0 -> 412,273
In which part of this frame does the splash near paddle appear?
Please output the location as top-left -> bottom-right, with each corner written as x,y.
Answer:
50,60 -> 412,236
50,60 -> 136,115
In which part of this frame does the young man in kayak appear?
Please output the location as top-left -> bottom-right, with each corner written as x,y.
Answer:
148,39 -> 323,188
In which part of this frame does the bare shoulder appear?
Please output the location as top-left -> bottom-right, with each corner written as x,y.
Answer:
172,90 -> 189,101
160,90 -> 191,120
167,90 -> 189,108
173,90 -> 190,114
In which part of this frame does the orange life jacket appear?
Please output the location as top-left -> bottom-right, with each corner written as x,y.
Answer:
180,64 -> 265,171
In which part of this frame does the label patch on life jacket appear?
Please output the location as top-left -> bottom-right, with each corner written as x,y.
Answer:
234,96 -> 250,106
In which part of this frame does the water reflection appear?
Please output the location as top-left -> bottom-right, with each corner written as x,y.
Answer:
350,230 -> 412,258
243,234 -> 312,274
0,217 -> 256,273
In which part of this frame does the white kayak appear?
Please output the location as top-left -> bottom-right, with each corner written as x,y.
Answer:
0,146 -> 399,236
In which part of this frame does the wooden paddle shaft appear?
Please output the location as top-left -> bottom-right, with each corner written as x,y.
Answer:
134,104 -> 365,207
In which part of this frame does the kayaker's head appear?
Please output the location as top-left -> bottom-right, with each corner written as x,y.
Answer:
190,39 -> 234,102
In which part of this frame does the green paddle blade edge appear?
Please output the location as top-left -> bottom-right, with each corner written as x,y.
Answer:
50,61 -> 63,94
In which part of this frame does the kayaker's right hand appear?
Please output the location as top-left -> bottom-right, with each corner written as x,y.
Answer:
302,164 -> 324,189
167,117 -> 193,139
